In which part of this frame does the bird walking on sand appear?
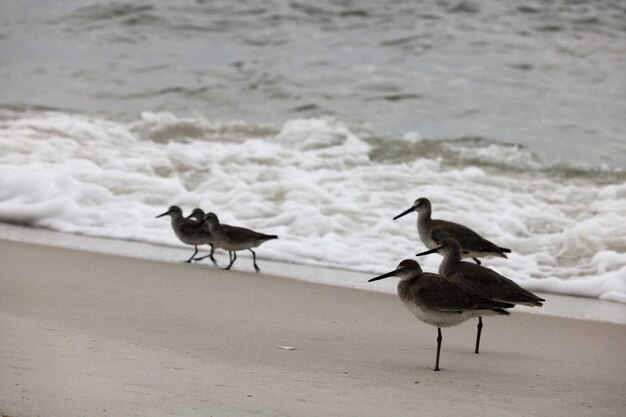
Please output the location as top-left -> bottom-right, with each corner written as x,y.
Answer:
186,208 -> 218,265
156,205 -> 214,263
393,197 -> 510,265
196,212 -> 278,273
369,259 -> 512,371
416,237 -> 544,354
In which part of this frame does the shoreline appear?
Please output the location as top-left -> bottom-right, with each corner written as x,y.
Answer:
1,237 -> 625,416
1,222 -> 625,325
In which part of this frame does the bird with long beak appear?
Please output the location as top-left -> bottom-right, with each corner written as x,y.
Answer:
369,259 -> 512,371
393,197 -> 510,265
416,238 -> 544,354
195,212 -> 278,273
185,208 -> 218,266
156,205 -> 214,263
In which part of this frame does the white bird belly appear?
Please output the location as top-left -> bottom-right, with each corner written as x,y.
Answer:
402,302 -> 475,328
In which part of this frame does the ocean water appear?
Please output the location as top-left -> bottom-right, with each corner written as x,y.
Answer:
0,1 -> 625,303
1,110 -> 625,303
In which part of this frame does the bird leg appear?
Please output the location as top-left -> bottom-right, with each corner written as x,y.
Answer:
249,249 -> 260,273
185,245 -> 199,263
472,258 -> 481,265
193,244 -> 219,266
223,251 -> 237,270
208,244 -> 217,265
475,316 -> 483,354
435,328 -> 442,371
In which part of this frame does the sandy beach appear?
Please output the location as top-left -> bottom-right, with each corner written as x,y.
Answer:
1,237 -> 625,417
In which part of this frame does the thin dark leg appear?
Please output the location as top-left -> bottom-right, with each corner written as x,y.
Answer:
223,251 -> 236,270
223,251 -> 231,269
209,244 -> 217,265
193,244 -> 218,266
435,328 -> 442,371
475,316 -> 483,354
472,258 -> 481,265
185,245 -> 198,263
249,249 -> 260,273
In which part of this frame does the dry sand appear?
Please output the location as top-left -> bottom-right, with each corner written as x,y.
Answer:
1,238 -> 625,417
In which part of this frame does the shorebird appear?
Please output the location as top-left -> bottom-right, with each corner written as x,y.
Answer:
185,208 -> 218,265
416,238 -> 544,354
196,212 -> 278,273
393,197 -> 510,265
156,205 -> 214,263
369,259 -> 512,371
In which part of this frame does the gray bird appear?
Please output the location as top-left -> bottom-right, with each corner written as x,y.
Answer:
156,205 -> 214,263
185,208 -> 218,266
416,237 -> 544,354
394,197 -> 511,265
196,212 -> 278,273
369,259 -> 512,371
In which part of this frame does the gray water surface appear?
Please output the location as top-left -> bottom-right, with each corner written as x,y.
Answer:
1,0 -> 625,167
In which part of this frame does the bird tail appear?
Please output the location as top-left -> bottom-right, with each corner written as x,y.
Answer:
512,290 -> 545,307
515,299 -> 544,307
491,293 -> 544,307
499,247 -> 512,253
492,308 -> 511,316
262,234 -> 278,241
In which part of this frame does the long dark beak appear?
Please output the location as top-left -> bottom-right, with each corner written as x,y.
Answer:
156,211 -> 169,219
416,247 -> 441,257
393,206 -> 415,220
194,218 -> 207,229
368,270 -> 398,282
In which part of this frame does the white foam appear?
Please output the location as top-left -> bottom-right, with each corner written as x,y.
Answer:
0,110 -> 624,306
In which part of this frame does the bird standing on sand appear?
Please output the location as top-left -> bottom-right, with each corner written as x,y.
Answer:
156,205 -> 214,263
196,212 -> 278,273
416,237 -> 544,354
186,208 -> 218,265
393,197 -> 511,265
369,259 -> 512,371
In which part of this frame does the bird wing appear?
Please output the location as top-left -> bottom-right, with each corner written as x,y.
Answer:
431,222 -> 503,254
221,224 -> 275,242
414,274 -> 510,312
453,263 -> 543,306
180,220 -> 211,238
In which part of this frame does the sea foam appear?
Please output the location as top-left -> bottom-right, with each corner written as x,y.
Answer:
1,110 -> 624,303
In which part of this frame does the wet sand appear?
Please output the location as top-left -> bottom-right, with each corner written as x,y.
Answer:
1,238 -> 625,417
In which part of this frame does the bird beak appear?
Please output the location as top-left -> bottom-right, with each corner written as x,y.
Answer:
393,206 -> 415,220
415,247 -> 441,257
156,211 -> 169,219
368,270 -> 398,282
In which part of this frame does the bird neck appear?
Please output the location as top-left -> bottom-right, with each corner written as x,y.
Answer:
417,208 -> 431,228
439,248 -> 462,275
206,219 -> 220,234
397,275 -> 419,302
171,212 -> 185,225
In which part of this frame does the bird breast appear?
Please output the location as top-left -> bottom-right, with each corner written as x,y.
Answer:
401,301 -> 475,328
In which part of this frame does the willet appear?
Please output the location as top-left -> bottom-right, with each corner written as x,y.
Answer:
156,205 -> 213,263
185,208 -> 218,266
196,212 -> 278,273
393,197 -> 510,265
369,259 -> 512,371
416,237 -> 544,354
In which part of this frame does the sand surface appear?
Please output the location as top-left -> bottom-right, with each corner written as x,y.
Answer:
1,238 -> 625,417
